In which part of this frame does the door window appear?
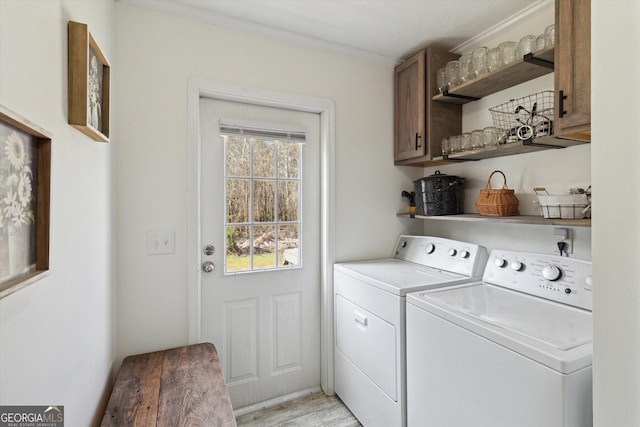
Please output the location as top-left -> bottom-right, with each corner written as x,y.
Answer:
223,135 -> 302,273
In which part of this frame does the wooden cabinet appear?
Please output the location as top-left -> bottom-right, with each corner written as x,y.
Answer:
554,0 -> 591,141
394,48 -> 461,165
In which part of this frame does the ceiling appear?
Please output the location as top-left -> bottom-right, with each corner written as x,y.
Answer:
119,0 -> 542,64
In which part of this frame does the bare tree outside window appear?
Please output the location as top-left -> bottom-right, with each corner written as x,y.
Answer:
224,136 -> 301,273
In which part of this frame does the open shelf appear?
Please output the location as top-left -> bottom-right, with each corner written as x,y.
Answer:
431,135 -> 587,162
397,212 -> 591,227
433,47 -> 555,105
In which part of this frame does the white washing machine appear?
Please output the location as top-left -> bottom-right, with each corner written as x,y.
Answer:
334,235 -> 488,427
406,249 -> 593,427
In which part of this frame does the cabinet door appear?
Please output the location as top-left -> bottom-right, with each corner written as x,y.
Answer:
394,51 -> 425,161
555,0 -> 591,140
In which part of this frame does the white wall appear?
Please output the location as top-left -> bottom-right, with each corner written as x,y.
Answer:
592,1 -> 640,425
114,3 -> 422,360
0,1 -> 115,425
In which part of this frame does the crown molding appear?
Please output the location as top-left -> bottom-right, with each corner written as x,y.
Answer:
452,0 -> 553,54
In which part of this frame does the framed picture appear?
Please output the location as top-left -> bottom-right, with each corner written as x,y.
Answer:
0,105 -> 52,299
68,21 -> 110,142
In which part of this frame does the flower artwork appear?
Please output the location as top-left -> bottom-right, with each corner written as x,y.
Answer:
68,21 -> 110,142
88,50 -> 102,131
0,123 -> 37,283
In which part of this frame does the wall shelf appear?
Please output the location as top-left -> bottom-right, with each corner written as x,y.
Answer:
433,47 -> 555,105
397,212 -> 591,227
431,135 -> 586,162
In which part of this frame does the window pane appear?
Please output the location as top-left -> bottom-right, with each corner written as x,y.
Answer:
226,225 -> 250,272
278,181 -> 299,222
226,179 -> 249,223
225,136 -> 250,177
278,143 -> 299,179
253,180 -> 275,222
253,139 -> 276,178
278,224 -> 299,266
254,225 -> 276,268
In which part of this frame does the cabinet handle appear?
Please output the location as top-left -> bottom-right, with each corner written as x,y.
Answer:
558,90 -> 568,118
415,132 -> 422,150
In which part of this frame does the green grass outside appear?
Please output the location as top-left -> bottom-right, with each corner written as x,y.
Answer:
226,253 -> 277,271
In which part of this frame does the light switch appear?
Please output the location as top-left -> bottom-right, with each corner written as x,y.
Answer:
147,230 -> 175,255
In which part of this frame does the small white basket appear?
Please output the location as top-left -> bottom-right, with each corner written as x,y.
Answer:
534,188 -> 589,219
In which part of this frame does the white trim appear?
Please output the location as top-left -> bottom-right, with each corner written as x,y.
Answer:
233,386 -> 322,417
187,78 -> 336,395
452,0 -> 554,54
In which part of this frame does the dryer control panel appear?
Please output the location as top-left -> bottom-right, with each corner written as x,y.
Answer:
394,235 -> 488,278
484,250 -> 592,311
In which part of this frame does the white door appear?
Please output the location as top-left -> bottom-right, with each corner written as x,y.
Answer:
199,98 -> 321,409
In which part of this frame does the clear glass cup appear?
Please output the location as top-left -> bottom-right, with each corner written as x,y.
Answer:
482,126 -> 499,147
517,35 -> 537,58
472,47 -> 488,77
499,41 -> 517,65
536,34 -> 546,52
544,24 -> 555,48
460,133 -> 471,152
487,47 -> 503,72
458,54 -> 473,83
441,137 -> 450,156
437,67 -> 447,94
445,61 -> 460,89
471,130 -> 483,149
449,135 -> 461,153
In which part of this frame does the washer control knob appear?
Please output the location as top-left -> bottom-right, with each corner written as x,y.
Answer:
425,243 -> 436,254
400,240 -> 408,248
565,288 -> 572,294
448,248 -> 457,257
459,250 -> 470,259
495,258 -> 507,267
585,275 -> 593,289
510,260 -> 523,271
542,265 -> 562,281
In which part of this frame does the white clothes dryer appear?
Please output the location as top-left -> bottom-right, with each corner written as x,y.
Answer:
406,249 -> 593,427
334,235 -> 488,427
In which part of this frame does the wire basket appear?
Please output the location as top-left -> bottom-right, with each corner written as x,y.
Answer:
489,91 -> 554,144
534,188 -> 589,219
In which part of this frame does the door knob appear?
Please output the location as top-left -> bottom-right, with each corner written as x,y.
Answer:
202,261 -> 215,273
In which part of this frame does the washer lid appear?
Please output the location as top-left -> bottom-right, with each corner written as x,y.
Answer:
408,283 -> 593,373
334,259 -> 468,296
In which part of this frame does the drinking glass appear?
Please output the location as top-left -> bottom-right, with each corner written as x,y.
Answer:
446,61 -> 460,88
441,137 -> 450,156
437,67 -> 447,94
460,133 -> 471,152
544,24 -> 555,47
536,34 -> 546,52
449,135 -> 461,153
482,127 -> 499,147
517,35 -> 537,58
458,54 -> 473,83
499,41 -> 517,65
471,130 -> 483,149
487,47 -> 503,72
472,47 -> 488,77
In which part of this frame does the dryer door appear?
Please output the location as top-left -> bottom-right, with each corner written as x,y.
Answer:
336,294 -> 397,400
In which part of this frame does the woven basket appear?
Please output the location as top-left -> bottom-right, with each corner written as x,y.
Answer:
475,170 -> 519,216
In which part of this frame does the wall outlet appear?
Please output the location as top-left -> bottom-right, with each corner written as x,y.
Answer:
552,228 -> 573,256
147,230 -> 175,255
553,239 -> 573,256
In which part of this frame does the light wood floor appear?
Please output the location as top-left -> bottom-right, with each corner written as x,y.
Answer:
235,391 -> 362,427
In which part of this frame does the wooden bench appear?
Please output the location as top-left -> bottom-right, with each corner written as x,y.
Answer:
101,342 -> 236,426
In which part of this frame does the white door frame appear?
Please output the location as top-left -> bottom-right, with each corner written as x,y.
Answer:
186,78 -> 335,395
